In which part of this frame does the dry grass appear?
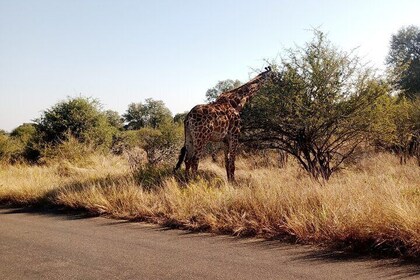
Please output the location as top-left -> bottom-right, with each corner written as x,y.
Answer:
0,153 -> 419,258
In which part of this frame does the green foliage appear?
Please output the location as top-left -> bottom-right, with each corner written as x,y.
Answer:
110,130 -> 144,155
367,92 -> 399,146
242,31 -> 383,180
0,123 -> 39,164
173,111 -> 188,124
413,99 -> 420,132
35,97 -> 117,149
137,122 -> 183,165
387,25 -> 420,99
10,123 -> 40,162
104,110 -> 124,130
123,98 -> 172,130
0,134 -> 21,164
10,123 -> 37,144
368,93 -> 420,163
205,79 -> 242,102
39,133 -> 96,166
394,99 -> 415,146
392,98 -> 420,163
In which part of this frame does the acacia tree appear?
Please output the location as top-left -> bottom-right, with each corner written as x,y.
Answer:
242,31 -> 384,180
205,79 -> 242,102
387,25 -> 420,99
123,98 -> 172,130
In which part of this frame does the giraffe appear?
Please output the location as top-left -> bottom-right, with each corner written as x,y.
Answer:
174,67 -> 272,182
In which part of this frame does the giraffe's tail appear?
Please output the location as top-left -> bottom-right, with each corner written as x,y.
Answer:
174,146 -> 186,171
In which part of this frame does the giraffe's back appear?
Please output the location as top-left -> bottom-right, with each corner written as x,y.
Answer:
185,104 -> 238,143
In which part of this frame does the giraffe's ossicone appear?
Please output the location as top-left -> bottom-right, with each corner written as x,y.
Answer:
175,67 -> 273,182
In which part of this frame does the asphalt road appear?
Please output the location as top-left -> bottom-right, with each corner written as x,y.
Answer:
0,207 -> 418,280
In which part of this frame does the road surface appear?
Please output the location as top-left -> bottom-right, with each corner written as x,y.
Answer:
0,206 -> 418,280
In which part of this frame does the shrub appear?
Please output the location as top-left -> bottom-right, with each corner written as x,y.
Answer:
138,123 -> 183,165
39,133 -> 96,166
10,123 -> 40,162
35,97 -> 117,149
110,130 -> 144,155
0,134 -> 21,164
0,124 -> 39,164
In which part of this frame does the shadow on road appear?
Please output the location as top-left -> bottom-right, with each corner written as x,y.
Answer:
0,204 -> 98,220
247,238 -> 420,279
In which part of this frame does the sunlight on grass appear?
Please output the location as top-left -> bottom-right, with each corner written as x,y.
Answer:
0,153 -> 419,258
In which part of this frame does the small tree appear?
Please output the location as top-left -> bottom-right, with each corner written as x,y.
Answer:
138,123 -> 183,165
387,25 -> 420,100
367,94 -> 420,165
9,123 -> 39,162
10,123 -> 36,144
0,134 -> 19,164
104,110 -> 124,130
205,79 -> 242,102
123,98 -> 172,130
0,124 -> 36,164
173,111 -> 188,124
392,98 -> 420,164
242,31 -> 383,180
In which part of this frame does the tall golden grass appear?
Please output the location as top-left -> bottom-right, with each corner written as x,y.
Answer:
0,153 -> 419,258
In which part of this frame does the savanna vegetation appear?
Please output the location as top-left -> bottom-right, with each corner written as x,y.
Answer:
0,29 -> 419,259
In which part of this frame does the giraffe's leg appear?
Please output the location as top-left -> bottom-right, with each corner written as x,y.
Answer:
192,143 -> 205,178
223,140 -> 231,181
228,150 -> 237,182
191,156 -> 199,178
185,148 -> 202,180
225,137 -> 238,182
229,137 -> 239,182
185,159 -> 191,178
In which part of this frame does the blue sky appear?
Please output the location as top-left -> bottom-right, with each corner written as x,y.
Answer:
1,0 -> 420,131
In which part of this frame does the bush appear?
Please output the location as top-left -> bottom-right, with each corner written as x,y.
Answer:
39,133 -> 96,166
10,123 -> 40,162
35,97 -> 117,149
0,124 -> 39,164
138,123 -> 183,165
369,95 -> 420,164
110,130 -> 144,155
112,122 -> 183,166
0,134 -> 21,164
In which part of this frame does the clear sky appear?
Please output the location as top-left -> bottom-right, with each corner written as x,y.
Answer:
1,0 -> 419,131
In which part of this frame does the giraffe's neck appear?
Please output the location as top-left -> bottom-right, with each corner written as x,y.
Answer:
215,80 -> 261,111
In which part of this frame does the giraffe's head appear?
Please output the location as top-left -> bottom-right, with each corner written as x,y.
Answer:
236,66 -> 274,108
256,66 -> 273,83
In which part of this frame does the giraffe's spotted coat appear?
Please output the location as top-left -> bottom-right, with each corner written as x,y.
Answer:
176,67 -> 273,181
